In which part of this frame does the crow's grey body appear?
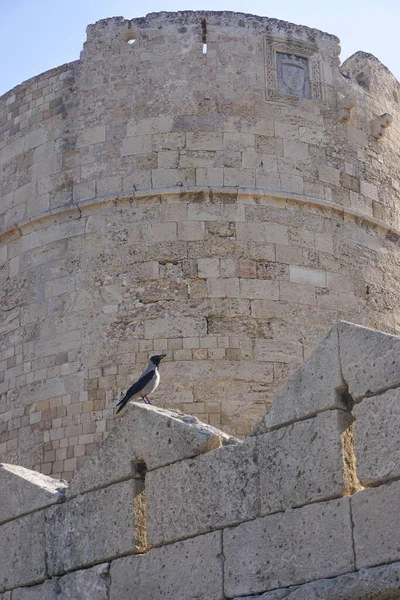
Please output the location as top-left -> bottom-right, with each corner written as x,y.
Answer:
115,354 -> 166,414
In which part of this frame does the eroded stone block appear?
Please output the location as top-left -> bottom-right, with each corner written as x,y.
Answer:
58,563 -> 110,600
0,463 -> 66,525
352,480 -> 400,569
258,410 -> 353,514
338,321 -> 400,401
46,480 -> 143,575
353,388 -> 400,486
11,581 -> 59,600
224,497 -> 353,597
254,325 -> 346,433
0,512 -> 46,592
68,403 -> 237,497
235,560 -> 400,599
110,531 -> 223,600
146,439 -> 259,545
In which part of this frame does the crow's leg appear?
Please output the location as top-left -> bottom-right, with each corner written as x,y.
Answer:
145,396 -> 152,405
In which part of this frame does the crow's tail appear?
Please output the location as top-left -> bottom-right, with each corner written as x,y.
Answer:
115,395 -> 128,414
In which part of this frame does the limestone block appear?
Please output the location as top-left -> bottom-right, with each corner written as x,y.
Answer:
46,480 -> 142,575
338,321 -> 400,401
236,561 -> 400,599
254,325 -> 346,433
353,388 -> 400,486
196,167 -> 224,186
224,497 -> 353,597
58,563 -> 110,600
289,265 -> 326,287
121,135 -> 152,156
352,480 -> 400,569
11,581 -> 59,600
127,116 -> 173,136
76,125 -> 106,148
186,132 -> 223,151
110,531 -> 223,600
0,463 -> 66,524
0,512 -> 46,592
318,165 -> 341,186
67,403 -> 237,496
240,279 -> 279,300
146,439 -> 259,545
258,410 -> 353,514
254,339 -> 303,364
144,315 -> 206,338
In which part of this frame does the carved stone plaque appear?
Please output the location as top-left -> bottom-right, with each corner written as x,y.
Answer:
265,37 -> 323,103
276,53 -> 311,99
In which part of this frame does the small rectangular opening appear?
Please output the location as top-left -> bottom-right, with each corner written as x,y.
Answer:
203,43 -> 208,55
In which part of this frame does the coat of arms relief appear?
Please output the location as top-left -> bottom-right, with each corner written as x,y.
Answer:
265,36 -> 323,103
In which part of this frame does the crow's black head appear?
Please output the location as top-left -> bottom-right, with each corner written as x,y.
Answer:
150,354 -> 167,367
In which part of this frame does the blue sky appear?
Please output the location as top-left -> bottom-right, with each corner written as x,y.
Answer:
1,0 -> 399,96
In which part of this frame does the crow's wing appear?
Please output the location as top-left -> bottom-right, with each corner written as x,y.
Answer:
115,370 -> 155,414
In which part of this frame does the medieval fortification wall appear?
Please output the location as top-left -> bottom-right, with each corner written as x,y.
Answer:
0,11 -> 399,480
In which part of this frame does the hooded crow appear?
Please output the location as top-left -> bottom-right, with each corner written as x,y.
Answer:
115,354 -> 167,414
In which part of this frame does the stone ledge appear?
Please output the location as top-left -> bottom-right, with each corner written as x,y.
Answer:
0,463 -> 66,525
67,402 -> 238,498
234,560 -> 400,599
1,186 -> 397,245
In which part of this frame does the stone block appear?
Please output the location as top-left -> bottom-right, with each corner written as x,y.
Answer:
187,132 -> 223,151
178,220 -> 205,240
240,279 -> 279,300
224,167 -> 255,187
289,265 -> 326,287
255,325 -> 346,433
11,581 -> 59,600
353,388 -> 400,485
207,277 -> 240,298
0,512 -> 46,592
144,315 -> 206,338
127,116 -> 173,136
279,281 -> 316,306
280,174 -> 303,194
318,165 -> 341,186
338,321 -> 400,401
121,135 -> 152,156
46,480 -> 143,575
147,439 -> 259,545
352,480 -> 400,569
76,125 -> 106,148
224,497 -> 353,597
258,411 -> 353,514
0,463 -> 66,524
110,531 -> 223,600
67,403 -> 237,496
58,563 -> 110,600
254,339 -> 303,364
196,167 -> 224,186
237,561 -> 400,599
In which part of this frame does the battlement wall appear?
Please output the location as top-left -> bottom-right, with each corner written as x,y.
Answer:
1,322 -> 399,599
0,12 -> 399,480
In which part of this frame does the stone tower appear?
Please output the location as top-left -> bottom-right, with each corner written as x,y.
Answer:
0,11 -> 399,480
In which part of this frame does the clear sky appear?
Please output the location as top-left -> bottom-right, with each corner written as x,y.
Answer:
1,0 -> 399,96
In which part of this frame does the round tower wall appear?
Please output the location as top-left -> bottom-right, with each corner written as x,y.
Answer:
0,11 -> 399,480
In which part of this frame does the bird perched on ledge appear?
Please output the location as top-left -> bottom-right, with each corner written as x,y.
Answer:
115,354 -> 167,414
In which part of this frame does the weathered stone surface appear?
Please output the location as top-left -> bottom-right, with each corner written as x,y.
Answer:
0,512 -> 46,592
68,403 -> 237,497
338,321 -> 400,401
258,410 -> 353,514
11,581 -> 59,600
254,325 -> 346,433
110,531 -> 223,600
0,592 -> 11,600
235,560 -> 400,599
0,463 -> 66,524
46,480 -> 142,575
352,480 -> 400,569
58,563 -> 110,600
146,439 -> 259,545
353,388 -> 400,486
224,497 -> 354,597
